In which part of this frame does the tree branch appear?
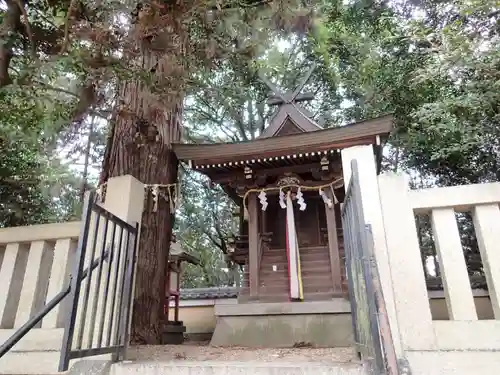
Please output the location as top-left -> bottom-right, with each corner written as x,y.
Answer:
60,0 -> 78,54
14,0 -> 35,58
0,0 -> 23,87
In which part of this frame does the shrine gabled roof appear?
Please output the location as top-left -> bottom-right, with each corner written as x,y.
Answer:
173,114 -> 393,167
258,103 -> 322,138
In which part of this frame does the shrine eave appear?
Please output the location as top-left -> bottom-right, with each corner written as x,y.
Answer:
173,114 -> 393,168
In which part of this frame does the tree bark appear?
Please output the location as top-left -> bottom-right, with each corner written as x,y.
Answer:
101,45 -> 183,343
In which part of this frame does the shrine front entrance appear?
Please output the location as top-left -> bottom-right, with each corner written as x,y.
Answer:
265,192 -> 327,249
236,188 -> 346,303
172,66 -> 392,347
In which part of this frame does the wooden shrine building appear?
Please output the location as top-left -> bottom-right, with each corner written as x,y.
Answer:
173,69 -> 392,347
174,70 -> 392,305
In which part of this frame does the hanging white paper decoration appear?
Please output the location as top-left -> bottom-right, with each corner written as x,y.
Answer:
295,187 -> 306,211
330,186 -> 339,204
279,189 -> 286,209
258,190 -> 268,211
96,185 -> 103,202
319,188 -> 333,208
151,184 -> 160,212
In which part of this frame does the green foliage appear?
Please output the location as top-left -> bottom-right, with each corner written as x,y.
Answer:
180,0 -> 500,288
311,0 -> 500,185
0,125 -> 82,227
176,168 -> 236,288
2,0 -> 498,288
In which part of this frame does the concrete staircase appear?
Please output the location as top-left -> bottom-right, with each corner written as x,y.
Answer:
252,246 -> 338,301
105,345 -> 367,375
110,361 -> 367,375
3,345 -> 367,375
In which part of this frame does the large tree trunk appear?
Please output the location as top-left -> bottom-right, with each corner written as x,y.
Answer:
100,42 -> 184,343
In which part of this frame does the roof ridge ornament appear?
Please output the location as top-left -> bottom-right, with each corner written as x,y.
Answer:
258,63 -> 316,106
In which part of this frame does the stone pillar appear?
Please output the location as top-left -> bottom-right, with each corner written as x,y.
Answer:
378,174 -> 436,350
0,243 -> 22,328
102,175 -> 144,353
103,175 -> 145,224
341,145 -> 404,357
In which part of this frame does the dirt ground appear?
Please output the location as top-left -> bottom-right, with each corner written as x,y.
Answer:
127,342 -> 360,364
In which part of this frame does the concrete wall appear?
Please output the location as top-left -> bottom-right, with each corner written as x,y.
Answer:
171,299 -> 237,337
211,300 -> 354,348
171,291 -> 493,341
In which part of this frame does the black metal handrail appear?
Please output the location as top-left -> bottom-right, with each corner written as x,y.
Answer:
0,287 -> 70,357
0,189 -> 138,374
58,190 -> 139,371
0,250 -> 109,358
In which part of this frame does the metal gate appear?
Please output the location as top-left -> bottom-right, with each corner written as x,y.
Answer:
341,160 -> 399,374
59,190 -> 139,370
0,190 -> 138,370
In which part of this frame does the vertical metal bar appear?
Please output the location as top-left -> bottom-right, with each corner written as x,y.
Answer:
120,224 -> 139,360
362,226 -> 384,372
75,207 -> 101,350
112,230 -> 132,361
342,186 -> 360,357
97,220 -> 117,347
106,225 -> 124,347
347,186 -> 362,352
87,214 -> 110,347
351,159 -> 385,371
351,163 -> 370,358
369,227 -> 400,375
58,192 -> 94,372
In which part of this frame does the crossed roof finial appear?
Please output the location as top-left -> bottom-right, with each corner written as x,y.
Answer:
258,63 -> 316,107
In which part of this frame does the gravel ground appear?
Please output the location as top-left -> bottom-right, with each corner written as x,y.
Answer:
126,343 -> 360,364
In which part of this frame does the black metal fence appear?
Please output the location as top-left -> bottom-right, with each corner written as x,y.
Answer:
58,190 -> 139,371
0,190 -> 139,370
341,160 -> 399,374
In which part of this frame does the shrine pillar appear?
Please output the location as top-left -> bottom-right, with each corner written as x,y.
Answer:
341,145 -> 403,357
247,192 -> 259,297
323,190 -> 343,294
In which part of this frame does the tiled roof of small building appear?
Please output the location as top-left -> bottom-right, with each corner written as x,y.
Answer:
179,287 -> 238,300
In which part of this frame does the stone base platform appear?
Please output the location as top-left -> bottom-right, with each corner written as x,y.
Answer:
161,321 -> 187,345
210,299 -> 354,348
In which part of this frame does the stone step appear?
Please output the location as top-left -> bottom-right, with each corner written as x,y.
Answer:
264,247 -> 330,253
260,258 -> 331,267
111,361 -> 366,375
260,263 -> 331,276
238,290 -> 347,302
255,261 -> 333,273
0,352 -> 111,374
259,271 -> 332,281
266,246 -> 330,254
259,272 -> 332,281
262,253 -> 331,263
257,284 -> 335,295
259,278 -> 333,289
243,266 -> 332,282
122,344 -> 360,365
